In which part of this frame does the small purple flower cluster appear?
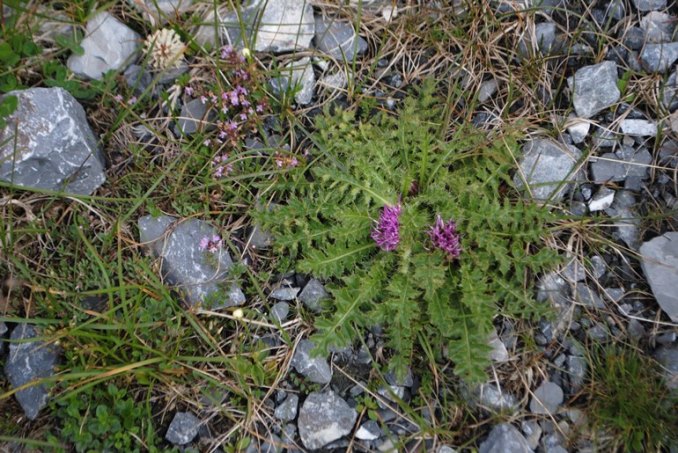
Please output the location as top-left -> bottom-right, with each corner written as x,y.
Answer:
370,205 -> 462,260
427,215 -> 462,260
371,204 -> 402,252
274,153 -> 299,169
199,234 -> 222,253
212,154 -> 233,178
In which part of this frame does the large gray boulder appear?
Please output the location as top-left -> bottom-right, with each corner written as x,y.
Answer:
513,139 -> 582,203
138,215 -> 246,308
298,391 -> 357,450
223,0 -> 314,53
568,61 -> 620,118
67,12 -> 140,80
5,324 -> 59,420
639,232 -> 678,322
0,87 -> 106,195
479,423 -> 533,453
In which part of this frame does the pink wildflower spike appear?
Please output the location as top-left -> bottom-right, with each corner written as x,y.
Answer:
428,215 -> 461,260
371,204 -> 402,251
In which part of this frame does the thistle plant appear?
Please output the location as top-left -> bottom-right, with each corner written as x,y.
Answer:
256,82 -> 559,382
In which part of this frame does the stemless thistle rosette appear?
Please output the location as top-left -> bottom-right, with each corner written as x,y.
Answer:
371,203 -> 402,251
428,215 -> 461,260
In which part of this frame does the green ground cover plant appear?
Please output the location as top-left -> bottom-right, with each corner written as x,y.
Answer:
257,81 -> 560,383
585,344 -> 678,452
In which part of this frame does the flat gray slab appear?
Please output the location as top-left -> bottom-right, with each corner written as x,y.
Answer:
138,215 -> 246,308
165,411 -> 200,446
67,12 -> 140,80
513,139 -> 582,203
314,17 -> 367,61
0,87 -> 106,195
568,61 -> 620,118
298,391 -> 357,450
4,324 -> 59,420
639,232 -> 678,322
223,0 -> 315,53
529,380 -> 564,414
479,423 -> 532,453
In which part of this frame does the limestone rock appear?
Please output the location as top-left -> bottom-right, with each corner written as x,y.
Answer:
314,17 -> 368,62
639,232 -> 678,322
67,12 -> 140,80
479,423 -> 532,453
165,412 -> 200,446
0,87 -> 105,195
138,215 -> 246,308
513,139 -> 582,203
297,391 -> 357,450
291,339 -> 332,384
568,61 -> 620,118
5,324 -> 59,420
271,57 -> 315,105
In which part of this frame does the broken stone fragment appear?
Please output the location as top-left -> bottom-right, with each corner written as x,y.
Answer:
138,215 -> 246,308
639,232 -> 678,322
67,12 -> 140,80
4,324 -> 60,420
0,87 -> 106,195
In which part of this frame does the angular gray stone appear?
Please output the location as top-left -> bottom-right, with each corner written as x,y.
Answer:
165,412 -> 200,446
479,423 -> 532,453
178,99 -> 215,135
474,383 -> 519,412
270,286 -> 300,301
478,79 -> 498,104
129,0 -> 194,24
605,191 -> 641,249
639,232 -> 678,322
521,420 -> 542,450
633,0 -> 667,11
592,128 -> 620,149
0,87 -> 106,195
566,116 -> 590,144
588,187 -> 615,212
590,146 -> 652,184
227,0 -> 314,53
488,329 -> 510,363
568,61 -> 620,118
0,322 -> 6,336
537,271 -> 570,308
567,355 -> 587,391
530,381 -> 564,414
640,11 -> 675,43
519,21 -> 557,57
246,434 -> 283,453
355,420 -> 382,440
640,43 -> 678,73
275,393 -> 299,421
5,324 -> 59,420
620,119 -> 657,136
138,215 -> 246,308
270,301 -> 290,323
654,344 -> 678,389
248,224 -> 273,249
573,283 -> 605,309
298,278 -> 328,312
271,57 -> 315,105
314,17 -> 367,62
297,391 -> 357,450
291,339 -> 332,384
513,139 -> 582,203
67,12 -> 140,80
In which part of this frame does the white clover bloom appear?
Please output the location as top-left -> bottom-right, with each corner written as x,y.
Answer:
143,28 -> 186,69
233,308 -> 244,319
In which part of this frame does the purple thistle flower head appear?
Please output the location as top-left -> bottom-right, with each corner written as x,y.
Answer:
371,203 -> 402,251
428,215 -> 461,260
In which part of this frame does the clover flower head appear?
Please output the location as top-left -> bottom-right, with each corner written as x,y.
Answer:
144,28 -> 185,70
428,215 -> 461,260
199,234 -> 222,253
274,153 -> 299,169
371,203 -> 402,251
